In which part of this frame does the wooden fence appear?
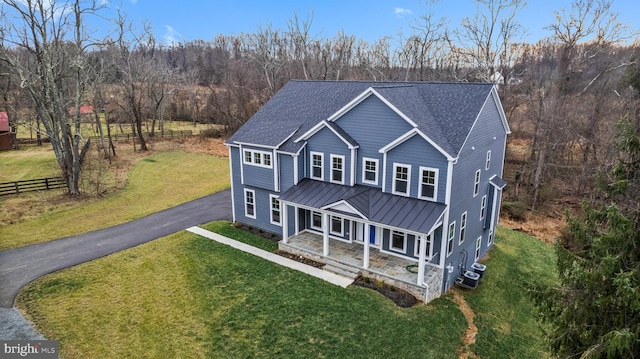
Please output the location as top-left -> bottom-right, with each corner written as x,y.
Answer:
0,177 -> 66,196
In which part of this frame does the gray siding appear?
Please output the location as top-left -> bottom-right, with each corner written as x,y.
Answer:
384,134 -> 449,202
443,94 -> 508,290
306,127 -> 352,184
279,153 -> 296,193
335,96 -> 413,188
241,145 -> 275,190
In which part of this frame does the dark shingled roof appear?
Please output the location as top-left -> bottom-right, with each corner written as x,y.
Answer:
227,80 -> 495,157
279,179 -> 447,234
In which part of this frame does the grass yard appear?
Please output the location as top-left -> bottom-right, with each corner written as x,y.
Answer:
0,150 -> 229,250
17,221 -> 555,358
0,145 -> 59,182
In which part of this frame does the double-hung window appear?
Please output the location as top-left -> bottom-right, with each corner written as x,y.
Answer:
447,222 -> 455,256
459,212 -> 467,244
393,164 -> 411,196
486,150 -> 491,170
475,237 -> 482,261
311,152 -> 323,180
311,211 -> 323,230
270,195 -> 281,225
391,230 -> 407,252
330,216 -> 344,236
244,189 -> 255,219
362,158 -> 378,185
419,167 -> 438,200
480,195 -> 487,220
414,233 -> 432,258
331,155 -> 345,184
473,169 -> 481,196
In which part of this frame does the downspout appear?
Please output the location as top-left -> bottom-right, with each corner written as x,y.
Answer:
439,157 -> 456,291
228,145 -> 236,223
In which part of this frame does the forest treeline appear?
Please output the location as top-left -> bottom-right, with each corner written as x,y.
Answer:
0,0 -> 638,210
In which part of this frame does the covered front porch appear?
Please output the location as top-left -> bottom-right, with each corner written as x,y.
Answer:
279,231 -> 444,302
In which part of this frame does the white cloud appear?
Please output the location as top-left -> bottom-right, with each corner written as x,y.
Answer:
163,25 -> 182,47
394,7 -> 413,17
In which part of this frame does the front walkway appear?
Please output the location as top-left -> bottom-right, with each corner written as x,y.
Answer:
186,227 -> 353,288
279,231 -> 444,302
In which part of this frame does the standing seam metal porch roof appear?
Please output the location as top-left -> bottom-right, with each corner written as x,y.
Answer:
279,179 -> 447,234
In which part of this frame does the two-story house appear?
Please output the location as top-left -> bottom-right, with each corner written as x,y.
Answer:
225,80 -> 509,303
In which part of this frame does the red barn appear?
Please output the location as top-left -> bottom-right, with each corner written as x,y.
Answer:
0,112 -> 13,150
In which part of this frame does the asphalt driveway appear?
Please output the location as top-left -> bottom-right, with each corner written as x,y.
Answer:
0,189 -> 232,308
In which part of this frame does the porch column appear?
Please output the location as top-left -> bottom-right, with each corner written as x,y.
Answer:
417,234 -> 427,286
322,212 -> 329,256
281,203 -> 289,244
363,223 -> 370,269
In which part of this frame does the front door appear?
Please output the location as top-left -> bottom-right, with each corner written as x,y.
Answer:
356,223 -> 379,246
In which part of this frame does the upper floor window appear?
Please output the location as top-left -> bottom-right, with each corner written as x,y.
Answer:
473,169 -> 481,197
243,149 -> 272,168
475,236 -> 482,261
480,195 -> 487,220
393,163 -> 411,196
331,155 -> 345,184
391,230 -> 407,252
459,212 -> 467,244
362,158 -> 378,185
419,167 -> 438,201
486,150 -> 492,170
447,222 -> 456,256
270,195 -> 281,225
244,189 -> 256,219
311,152 -> 323,180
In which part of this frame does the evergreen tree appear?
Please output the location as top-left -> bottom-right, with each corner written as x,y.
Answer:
532,115 -> 640,358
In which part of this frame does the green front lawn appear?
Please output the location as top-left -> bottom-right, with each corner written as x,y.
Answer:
17,222 -> 554,358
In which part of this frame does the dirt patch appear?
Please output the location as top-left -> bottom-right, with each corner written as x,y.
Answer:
451,289 -> 479,359
351,275 -> 420,308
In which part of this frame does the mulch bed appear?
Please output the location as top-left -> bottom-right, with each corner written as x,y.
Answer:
274,250 -> 326,268
351,275 -> 420,308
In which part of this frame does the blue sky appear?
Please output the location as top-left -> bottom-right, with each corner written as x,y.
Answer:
109,0 -> 639,46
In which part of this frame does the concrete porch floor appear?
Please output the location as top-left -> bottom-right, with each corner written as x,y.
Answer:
279,231 -> 443,301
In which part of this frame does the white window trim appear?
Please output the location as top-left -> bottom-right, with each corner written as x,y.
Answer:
480,195 -> 487,220
488,229 -> 494,246
270,194 -> 281,226
392,163 -> 411,196
447,221 -> 456,257
310,151 -> 324,180
362,157 -> 379,185
330,216 -> 344,236
414,233 -> 432,258
473,169 -> 481,197
330,154 -> 345,184
475,236 -> 482,261
459,211 -> 467,245
243,149 -> 273,168
311,211 -> 323,231
390,230 -> 407,252
418,166 -> 438,201
486,150 -> 492,170
244,189 -> 256,219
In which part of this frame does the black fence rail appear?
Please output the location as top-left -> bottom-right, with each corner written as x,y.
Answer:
0,177 -> 66,196
88,130 -> 195,143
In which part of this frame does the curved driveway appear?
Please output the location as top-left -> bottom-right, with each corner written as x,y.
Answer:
0,190 -> 232,308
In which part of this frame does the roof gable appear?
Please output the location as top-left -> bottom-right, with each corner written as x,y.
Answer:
294,120 -> 359,149
227,80 -> 499,158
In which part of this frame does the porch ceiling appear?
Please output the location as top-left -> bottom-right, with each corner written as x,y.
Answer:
279,179 -> 447,234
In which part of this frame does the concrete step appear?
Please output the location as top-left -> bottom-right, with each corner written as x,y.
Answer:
324,262 -> 360,279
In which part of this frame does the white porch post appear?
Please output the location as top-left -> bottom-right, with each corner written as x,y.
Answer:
322,212 -> 329,256
417,234 -> 427,286
363,223 -> 370,269
282,203 -> 289,244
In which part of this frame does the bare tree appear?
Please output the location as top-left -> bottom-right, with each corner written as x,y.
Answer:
0,0 -> 105,194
